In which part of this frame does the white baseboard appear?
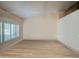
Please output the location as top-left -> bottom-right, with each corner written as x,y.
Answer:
23,37 -> 57,40
23,39 -> 57,40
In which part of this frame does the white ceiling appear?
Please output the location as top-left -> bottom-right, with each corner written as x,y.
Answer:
0,1 -> 77,19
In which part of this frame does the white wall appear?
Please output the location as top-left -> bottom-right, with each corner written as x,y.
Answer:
23,13 -> 57,40
58,10 -> 79,52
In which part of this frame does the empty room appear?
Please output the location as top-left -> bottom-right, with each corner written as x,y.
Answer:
0,1 -> 79,58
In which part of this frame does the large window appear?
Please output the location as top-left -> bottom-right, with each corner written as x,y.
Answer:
11,24 -> 14,39
16,24 -> 19,37
0,21 -> 20,43
4,23 -> 10,42
0,22 -> 2,43
11,24 -> 19,39
13,24 -> 16,38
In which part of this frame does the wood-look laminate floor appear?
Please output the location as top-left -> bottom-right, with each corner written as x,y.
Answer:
0,40 -> 79,58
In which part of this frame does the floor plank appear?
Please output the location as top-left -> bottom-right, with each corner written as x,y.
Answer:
0,40 -> 79,58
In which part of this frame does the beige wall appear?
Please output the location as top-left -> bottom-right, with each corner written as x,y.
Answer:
23,13 -> 58,40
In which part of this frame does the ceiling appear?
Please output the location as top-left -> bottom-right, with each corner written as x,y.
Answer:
0,1 -> 77,19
